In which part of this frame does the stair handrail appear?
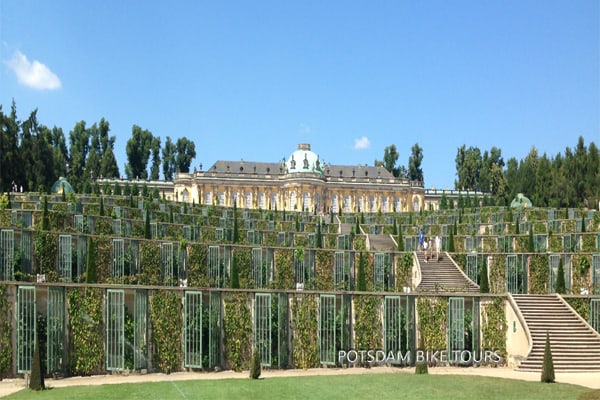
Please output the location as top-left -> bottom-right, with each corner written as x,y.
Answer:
445,252 -> 480,290
557,294 -> 600,340
412,251 -> 422,290
506,293 -> 533,363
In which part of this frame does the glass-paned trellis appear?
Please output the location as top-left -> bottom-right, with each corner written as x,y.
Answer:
337,235 -> 349,250
208,291 -> 222,369
294,248 -> 314,288
447,297 -> 465,364
590,299 -> 600,333
505,254 -> 527,294
534,235 -> 547,253
319,294 -> 336,365
277,292 -> 290,368
112,238 -> 125,278
0,229 -> 14,280
254,293 -> 272,367
338,294 -> 352,354
113,219 -> 122,235
592,255 -> 600,295
17,286 -> 36,373
20,230 -> 33,274
134,289 -> 148,370
74,215 -> 85,232
161,242 -> 175,285
471,297 -> 480,356
384,296 -> 410,362
466,254 -> 478,284
252,248 -> 269,288
184,291 -> 203,368
208,246 -> 221,287
106,289 -> 125,371
46,286 -> 65,374
405,236 -> 419,252
334,251 -> 353,290
58,234 -> 72,281
374,253 -> 393,291
548,254 -> 572,294
497,236 -> 512,253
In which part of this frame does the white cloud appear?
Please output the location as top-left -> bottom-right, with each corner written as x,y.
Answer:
6,51 -> 62,90
353,136 -> 371,150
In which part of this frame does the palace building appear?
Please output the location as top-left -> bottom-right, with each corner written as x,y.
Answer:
173,143 -> 426,213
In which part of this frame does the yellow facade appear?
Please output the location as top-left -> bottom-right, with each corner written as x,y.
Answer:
174,144 -> 425,214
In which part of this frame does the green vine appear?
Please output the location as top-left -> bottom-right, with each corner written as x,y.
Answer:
223,293 -> 252,371
150,290 -> 182,373
528,254 -> 548,294
481,297 -> 506,363
564,297 -> 590,321
0,285 -> 12,378
139,241 -> 161,285
291,294 -> 319,369
416,297 -> 447,350
68,287 -> 104,375
354,295 -> 382,351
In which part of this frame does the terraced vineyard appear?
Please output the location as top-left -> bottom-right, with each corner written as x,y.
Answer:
0,190 -> 599,377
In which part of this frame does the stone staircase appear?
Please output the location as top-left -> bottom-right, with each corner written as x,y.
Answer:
512,294 -> 600,371
367,234 -> 397,251
415,252 -> 480,293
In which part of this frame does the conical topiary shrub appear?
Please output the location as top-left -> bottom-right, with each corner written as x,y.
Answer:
479,260 -> 489,293
250,347 -> 261,379
555,258 -> 566,294
541,331 -> 555,383
29,335 -> 44,391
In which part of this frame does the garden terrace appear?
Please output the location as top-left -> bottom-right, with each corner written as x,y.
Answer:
0,192 -> 599,378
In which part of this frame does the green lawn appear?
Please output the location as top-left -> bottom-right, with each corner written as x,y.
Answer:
4,374 -> 596,400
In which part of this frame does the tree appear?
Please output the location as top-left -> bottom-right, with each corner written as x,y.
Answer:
316,222 -> 323,249
0,101 -> 22,192
375,144 -> 401,177
397,226 -> 404,251
233,202 -> 239,244
479,261 -> 489,293
29,334 -> 45,391
230,256 -> 240,289
68,121 -> 91,192
125,125 -> 154,179
555,258 -> 566,294
357,252 -> 366,291
150,136 -> 161,180
85,237 -> 97,283
175,137 -> 196,173
541,332 -> 555,383
408,143 -> 424,182
250,347 -> 261,379
144,208 -> 151,239
455,145 -> 482,191
162,137 -> 177,180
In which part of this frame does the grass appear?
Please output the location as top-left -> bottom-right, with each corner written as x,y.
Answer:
3,373 -> 596,400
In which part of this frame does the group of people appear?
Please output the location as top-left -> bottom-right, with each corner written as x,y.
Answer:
419,230 -> 441,263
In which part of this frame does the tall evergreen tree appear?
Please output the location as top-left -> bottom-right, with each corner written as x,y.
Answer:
555,258 -> 566,294
85,237 -> 97,284
357,252 -> 366,291
541,332 -> 555,383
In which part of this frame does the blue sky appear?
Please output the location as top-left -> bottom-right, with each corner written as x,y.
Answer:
1,1 -> 598,189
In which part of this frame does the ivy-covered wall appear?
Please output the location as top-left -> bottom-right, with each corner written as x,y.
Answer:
223,293 -> 251,371
68,287 -> 104,375
0,285 -> 12,378
481,297 -> 507,362
416,297 -> 447,350
150,290 -> 182,373
291,294 -> 319,369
